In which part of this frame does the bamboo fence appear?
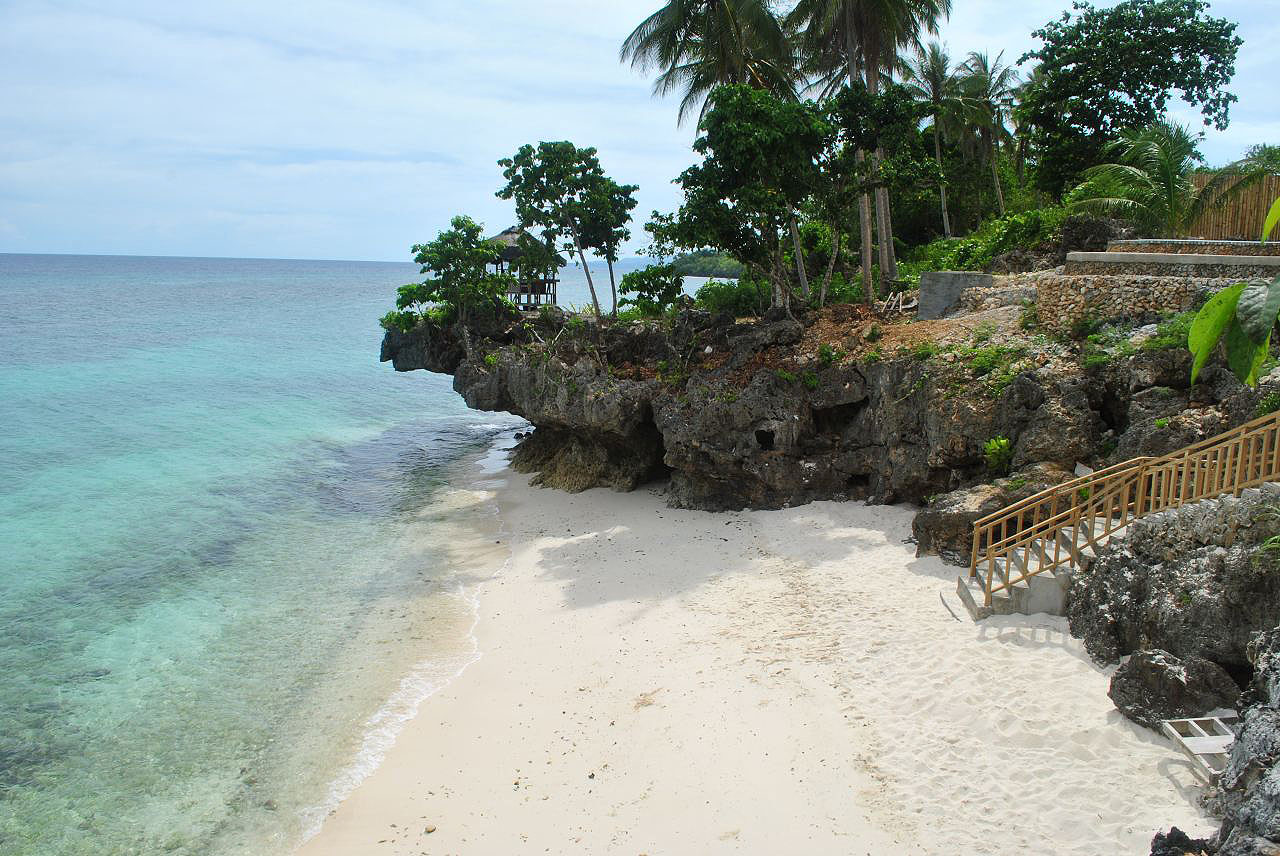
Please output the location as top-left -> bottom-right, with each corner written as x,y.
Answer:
1189,173 -> 1280,240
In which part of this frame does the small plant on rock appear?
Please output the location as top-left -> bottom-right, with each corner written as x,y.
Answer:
817,343 -> 846,366
1255,391 -> 1280,418
984,436 -> 1014,475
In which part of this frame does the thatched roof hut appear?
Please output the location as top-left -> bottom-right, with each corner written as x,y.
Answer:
488,227 -> 528,263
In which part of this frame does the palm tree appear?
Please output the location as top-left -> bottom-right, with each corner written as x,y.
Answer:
959,50 -> 1018,217
1069,122 -> 1215,237
903,41 -> 961,238
790,0 -> 951,290
620,0 -> 798,124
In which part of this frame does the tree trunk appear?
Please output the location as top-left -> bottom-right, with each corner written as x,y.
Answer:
933,122 -> 952,239
845,9 -> 874,305
856,151 -> 875,305
606,257 -> 618,317
865,49 -> 897,284
789,216 -> 810,302
819,230 -> 841,308
989,139 -> 1006,216
570,225 -> 603,317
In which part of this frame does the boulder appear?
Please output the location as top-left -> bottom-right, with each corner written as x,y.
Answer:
1068,490 -> 1280,670
1150,827 -> 1216,856
1211,627 -> 1280,855
912,463 -> 1072,564
1108,649 -> 1239,730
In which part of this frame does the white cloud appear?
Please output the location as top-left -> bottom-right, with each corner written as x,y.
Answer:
0,0 -> 1273,259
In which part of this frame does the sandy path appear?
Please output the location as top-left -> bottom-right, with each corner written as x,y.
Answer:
297,469 -> 1211,855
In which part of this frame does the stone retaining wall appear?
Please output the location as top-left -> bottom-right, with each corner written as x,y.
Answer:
1065,258 -> 1280,278
1033,274 -> 1239,333
1108,239 -> 1280,257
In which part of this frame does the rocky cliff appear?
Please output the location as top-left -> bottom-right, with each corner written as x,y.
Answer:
381,302 -> 1266,523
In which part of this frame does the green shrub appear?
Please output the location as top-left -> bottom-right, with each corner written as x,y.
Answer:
1068,316 -> 1104,341
801,371 -> 819,390
984,436 -> 1014,474
864,348 -> 882,363
1083,351 -> 1111,370
620,264 -> 685,316
1256,391 -> 1280,418
1019,300 -> 1039,331
905,207 -> 1066,273
817,343 -> 846,366
380,310 -> 419,333
1154,417 -> 1170,428
865,324 -> 883,343
817,272 -> 865,306
912,340 -> 940,361
1141,311 -> 1195,352
694,276 -> 771,317
483,352 -> 499,368
775,369 -> 798,383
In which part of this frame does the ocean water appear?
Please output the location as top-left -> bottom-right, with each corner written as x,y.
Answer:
0,253 -> 570,855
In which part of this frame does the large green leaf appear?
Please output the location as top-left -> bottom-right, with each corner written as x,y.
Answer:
1225,317 -> 1271,387
1264,196 -> 1280,242
1236,276 -> 1280,344
1188,283 -> 1245,384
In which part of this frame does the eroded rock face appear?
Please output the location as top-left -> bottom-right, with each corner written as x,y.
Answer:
1150,827 -> 1216,856
1208,628 -> 1280,855
1067,492 -> 1280,670
380,308 -> 1264,515
1108,650 -> 1239,730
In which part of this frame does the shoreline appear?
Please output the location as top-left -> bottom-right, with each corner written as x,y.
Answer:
293,439 -> 517,849
296,450 -> 1214,855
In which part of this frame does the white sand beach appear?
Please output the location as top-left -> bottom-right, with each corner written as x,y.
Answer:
298,460 -> 1214,855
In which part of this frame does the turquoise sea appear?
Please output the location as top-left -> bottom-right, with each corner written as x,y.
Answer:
0,253 -> 562,855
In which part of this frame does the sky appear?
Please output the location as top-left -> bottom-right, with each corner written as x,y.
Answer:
0,0 -> 1276,261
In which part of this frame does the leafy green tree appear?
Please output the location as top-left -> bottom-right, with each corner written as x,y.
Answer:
662,85 -> 829,311
385,215 -> 512,331
497,142 -> 635,318
823,80 -> 936,300
1068,122 -> 1216,237
619,264 -> 686,315
1017,0 -> 1241,196
959,50 -> 1018,216
789,0 -> 951,286
619,0 -> 798,124
579,176 -> 640,316
903,41 -> 962,238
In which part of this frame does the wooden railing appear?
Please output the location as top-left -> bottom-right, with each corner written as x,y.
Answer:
968,409 -> 1280,606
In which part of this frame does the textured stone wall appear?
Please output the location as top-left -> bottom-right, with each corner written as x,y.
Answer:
1064,259 -> 1280,278
1109,239 -> 1280,257
1034,274 -> 1238,333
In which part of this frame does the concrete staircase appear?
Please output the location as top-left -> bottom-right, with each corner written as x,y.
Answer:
956,520 -> 1108,620
957,410 -> 1280,621
958,483 -> 1280,620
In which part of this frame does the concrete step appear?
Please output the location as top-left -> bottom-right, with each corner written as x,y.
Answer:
1064,251 -> 1280,278
1106,239 -> 1280,257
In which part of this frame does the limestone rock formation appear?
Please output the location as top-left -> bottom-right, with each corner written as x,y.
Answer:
1067,491 -> 1280,672
1108,649 -> 1239,730
381,306 -> 1264,519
